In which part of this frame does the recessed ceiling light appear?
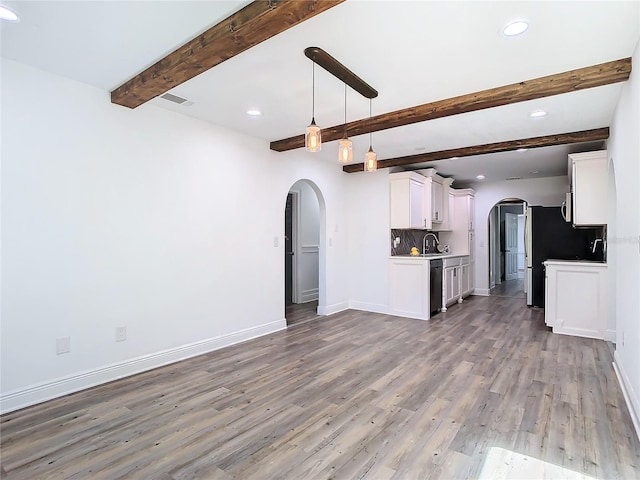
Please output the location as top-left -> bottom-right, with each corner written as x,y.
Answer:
476,174 -> 486,180
503,20 -> 528,36
529,170 -> 540,174
0,4 -> 19,22
530,110 -> 547,118
246,109 -> 262,116
450,156 -> 459,160
517,148 -> 528,153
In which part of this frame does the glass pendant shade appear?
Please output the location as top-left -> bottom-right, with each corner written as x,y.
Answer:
364,146 -> 377,172
338,137 -> 353,163
305,118 -> 322,152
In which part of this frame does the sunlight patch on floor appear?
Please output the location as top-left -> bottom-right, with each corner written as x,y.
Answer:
478,447 -> 598,480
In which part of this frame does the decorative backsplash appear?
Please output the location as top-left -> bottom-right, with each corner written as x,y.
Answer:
390,229 -> 440,256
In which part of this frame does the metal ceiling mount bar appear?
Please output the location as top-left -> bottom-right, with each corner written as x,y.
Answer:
304,47 -> 378,99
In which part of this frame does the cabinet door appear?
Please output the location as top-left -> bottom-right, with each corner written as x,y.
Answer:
409,179 -> 425,229
445,267 -> 455,304
461,263 -> 470,296
432,182 -> 443,222
390,176 -> 426,229
445,267 -> 460,305
453,267 -> 460,299
571,153 -> 607,226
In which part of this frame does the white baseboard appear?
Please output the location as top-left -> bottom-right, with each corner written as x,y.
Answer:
474,288 -> 491,296
0,319 -> 287,415
613,351 -> 640,441
301,288 -> 319,303
317,301 -> 349,316
349,301 -> 389,315
605,329 -> 616,342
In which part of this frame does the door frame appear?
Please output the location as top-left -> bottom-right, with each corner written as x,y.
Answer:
505,212 -> 519,281
289,190 -> 300,304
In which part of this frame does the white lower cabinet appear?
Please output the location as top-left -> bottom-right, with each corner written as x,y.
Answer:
389,254 -> 473,319
389,258 -> 431,320
442,256 -> 472,311
543,260 -> 609,340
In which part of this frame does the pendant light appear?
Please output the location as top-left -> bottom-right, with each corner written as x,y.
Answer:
364,98 -> 377,172
305,62 -> 321,152
338,83 -> 353,163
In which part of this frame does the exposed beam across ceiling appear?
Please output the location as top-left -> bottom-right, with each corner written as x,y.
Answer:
270,58 -> 630,152
342,128 -> 610,173
111,0 -> 346,108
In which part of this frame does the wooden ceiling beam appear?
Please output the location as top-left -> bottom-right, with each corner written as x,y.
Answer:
271,58 -> 630,152
111,0 -> 346,108
342,128 -> 610,173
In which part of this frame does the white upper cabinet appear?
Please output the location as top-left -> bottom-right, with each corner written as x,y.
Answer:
389,172 -> 426,229
389,170 -> 454,231
568,150 -> 608,226
431,181 -> 443,223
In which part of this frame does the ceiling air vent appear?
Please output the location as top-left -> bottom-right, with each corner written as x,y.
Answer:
160,93 -> 192,105
506,176 -> 522,181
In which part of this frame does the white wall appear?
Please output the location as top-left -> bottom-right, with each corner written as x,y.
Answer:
346,169 -> 390,313
472,176 -> 568,295
0,59 -> 349,411
289,180 -> 320,303
608,38 -> 640,437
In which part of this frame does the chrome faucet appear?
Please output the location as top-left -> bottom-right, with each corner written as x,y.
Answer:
423,233 -> 440,254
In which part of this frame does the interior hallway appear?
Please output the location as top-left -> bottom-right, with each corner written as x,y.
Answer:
490,278 -> 526,299
2,295 -> 638,479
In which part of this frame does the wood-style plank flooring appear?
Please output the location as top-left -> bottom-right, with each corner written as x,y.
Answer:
2,296 -> 639,479
490,278 -> 525,299
285,300 -> 319,326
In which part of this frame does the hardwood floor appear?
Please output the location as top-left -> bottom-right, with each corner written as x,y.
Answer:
285,300 -> 320,326
2,296 -> 638,479
490,278 -> 525,299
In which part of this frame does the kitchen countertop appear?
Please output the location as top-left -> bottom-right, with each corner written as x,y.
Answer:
543,259 -> 607,266
390,253 -> 468,260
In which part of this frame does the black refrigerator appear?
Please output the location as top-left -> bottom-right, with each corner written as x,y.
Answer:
525,206 -> 597,307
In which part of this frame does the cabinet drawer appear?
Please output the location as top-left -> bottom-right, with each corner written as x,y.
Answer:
444,257 -> 461,268
459,256 -> 470,265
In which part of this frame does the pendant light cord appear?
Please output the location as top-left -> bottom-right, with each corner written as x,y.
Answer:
369,98 -> 372,147
344,83 -> 347,136
312,62 -> 315,120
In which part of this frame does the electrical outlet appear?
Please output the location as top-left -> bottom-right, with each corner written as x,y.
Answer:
273,236 -> 279,247
116,326 -> 127,342
56,336 -> 70,355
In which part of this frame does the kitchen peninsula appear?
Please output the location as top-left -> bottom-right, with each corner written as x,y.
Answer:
389,253 -> 473,320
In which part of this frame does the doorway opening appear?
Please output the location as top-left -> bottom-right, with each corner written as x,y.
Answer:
489,199 -> 527,299
284,180 -> 322,326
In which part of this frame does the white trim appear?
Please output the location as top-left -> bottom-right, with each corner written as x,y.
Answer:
613,351 -> 640,441
0,319 -> 286,414
474,288 -> 491,296
290,189 -> 300,304
605,329 -> 616,342
301,288 -> 319,303
349,301 -> 389,315
317,302 -> 349,316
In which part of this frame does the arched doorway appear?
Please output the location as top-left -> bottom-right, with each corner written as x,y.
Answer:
284,179 -> 325,326
488,198 -> 527,299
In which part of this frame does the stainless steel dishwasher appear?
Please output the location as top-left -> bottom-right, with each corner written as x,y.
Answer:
430,259 -> 443,314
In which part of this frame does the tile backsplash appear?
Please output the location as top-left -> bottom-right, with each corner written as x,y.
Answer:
390,229 -> 440,255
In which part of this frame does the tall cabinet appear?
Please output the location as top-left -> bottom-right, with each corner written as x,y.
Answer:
440,189 -> 475,309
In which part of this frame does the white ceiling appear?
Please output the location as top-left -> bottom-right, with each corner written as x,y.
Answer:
2,1 -> 638,185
